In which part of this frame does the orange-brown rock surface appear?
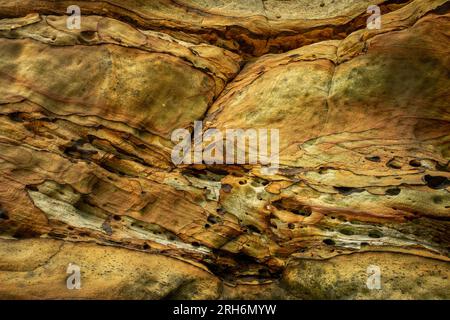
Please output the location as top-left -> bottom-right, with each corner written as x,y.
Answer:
0,0 -> 449,299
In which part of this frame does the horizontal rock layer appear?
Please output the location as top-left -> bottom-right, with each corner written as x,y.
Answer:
0,0 -> 449,299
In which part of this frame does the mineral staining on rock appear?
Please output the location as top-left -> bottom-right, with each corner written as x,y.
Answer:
0,0 -> 449,299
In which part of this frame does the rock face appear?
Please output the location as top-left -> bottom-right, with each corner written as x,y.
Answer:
0,0 -> 449,299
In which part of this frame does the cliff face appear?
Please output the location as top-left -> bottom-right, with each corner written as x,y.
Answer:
0,0 -> 449,299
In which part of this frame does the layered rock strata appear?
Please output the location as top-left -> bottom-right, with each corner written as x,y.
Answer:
0,0 -> 449,299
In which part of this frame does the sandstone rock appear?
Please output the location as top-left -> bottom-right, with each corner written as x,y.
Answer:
0,238 -> 220,299
0,0 -> 449,299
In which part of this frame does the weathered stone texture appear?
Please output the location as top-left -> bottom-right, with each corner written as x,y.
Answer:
0,0 -> 449,299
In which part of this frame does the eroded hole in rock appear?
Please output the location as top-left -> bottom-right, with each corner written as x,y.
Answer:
48,231 -> 67,239
221,184 -> 232,193
0,207 -> 9,220
409,159 -> 422,167
366,156 -> 381,162
386,158 -> 402,169
26,185 -> 39,192
13,228 -> 39,239
60,138 -> 98,159
323,239 -> 335,246
8,112 -> 24,122
368,230 -> 383,238
183,167 -> 228,182
207,215 -> 220,224
339,228 -> 354,236
206,250 -> 266,281
292,207 -> 312,217
424,175 -> 450,189
271,199 -> 313,217
246,224 -> 261,234
334,187 -> 364,195
102,222 -> 113,235
79,30 -> 96,41
436,162 -> 450,172
385,188 -> 401,196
